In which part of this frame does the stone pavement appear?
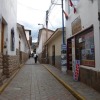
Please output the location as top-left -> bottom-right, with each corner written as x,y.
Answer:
43,64 -> 100,100
0,58 -> 76,100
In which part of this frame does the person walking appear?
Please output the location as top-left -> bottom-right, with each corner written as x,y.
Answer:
34,53 -> 38,63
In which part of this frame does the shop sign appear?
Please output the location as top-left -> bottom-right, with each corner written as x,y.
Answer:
72,16 -> 82,35
61,44 -> 67,73
73,60 -> 80,81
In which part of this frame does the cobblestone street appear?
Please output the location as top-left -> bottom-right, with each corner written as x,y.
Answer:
0,58 -> 76,100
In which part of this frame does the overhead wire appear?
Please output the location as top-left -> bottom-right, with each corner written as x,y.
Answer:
45,0 -> 60,29
18,2 -> 46,12
48,19 -> 56,30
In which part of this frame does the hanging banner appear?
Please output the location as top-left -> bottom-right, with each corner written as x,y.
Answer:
72,38 -> 75,73
73,60 -> 80,81
61,44 -> 67,73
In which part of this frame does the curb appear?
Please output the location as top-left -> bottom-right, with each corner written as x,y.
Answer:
42,64 -> 86,100
0,64 -> 24,94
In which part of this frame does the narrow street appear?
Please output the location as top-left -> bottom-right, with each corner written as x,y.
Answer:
0,58 -> 76,100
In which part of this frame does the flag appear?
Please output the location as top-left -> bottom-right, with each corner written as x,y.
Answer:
63,10 -> 68,20
69,0 -> 77,14
74,7 -> 77,13
69,0 -> 73,7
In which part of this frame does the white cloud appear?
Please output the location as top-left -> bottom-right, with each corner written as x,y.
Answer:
17,0 -> 62,42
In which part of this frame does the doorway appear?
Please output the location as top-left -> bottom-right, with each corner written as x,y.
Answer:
52,45 -> 55,65
67,39 -> 72,70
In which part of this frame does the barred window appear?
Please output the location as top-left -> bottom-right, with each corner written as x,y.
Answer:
11,28 -> 15,51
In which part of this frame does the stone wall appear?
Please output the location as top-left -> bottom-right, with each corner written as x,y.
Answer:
80,67 -> 100,93
48,56 -> 61,69
38,54 -> 42,63
3,49 -> 29,78
0,53 -> 3,86
20,51 -> 29,64
55,56 -> 61,70
3,55 -> 19,78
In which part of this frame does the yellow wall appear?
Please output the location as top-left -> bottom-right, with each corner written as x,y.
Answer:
48,33 -> 62,56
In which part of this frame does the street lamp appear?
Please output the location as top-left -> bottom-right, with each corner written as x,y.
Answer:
38,23 -> 44,28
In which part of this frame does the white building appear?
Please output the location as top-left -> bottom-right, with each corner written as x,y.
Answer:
17,23 -> 30,64
25,30 -> 32,54
36,28 -> 54,62
0,0 -> 29,86
0,0 -> 18,83
65,0 -> 100,92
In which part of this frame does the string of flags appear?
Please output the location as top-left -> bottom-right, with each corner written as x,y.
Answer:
69,0 -> 77,13
63,10 -> 68,20
63,0 -> 77,20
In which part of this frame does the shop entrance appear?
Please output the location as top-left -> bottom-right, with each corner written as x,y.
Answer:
67,39 -> 72,70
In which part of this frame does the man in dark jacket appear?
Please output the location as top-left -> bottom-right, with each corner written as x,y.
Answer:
34,53 -> 38,63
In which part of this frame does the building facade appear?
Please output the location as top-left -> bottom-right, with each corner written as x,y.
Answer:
36,28 -> 54,63
0,0 -> 18,84
0,1 -> 30,86
17,23 -> 30,64
25,29 -> 32,55
65,0 -> 100,92
45,28 -> 63,69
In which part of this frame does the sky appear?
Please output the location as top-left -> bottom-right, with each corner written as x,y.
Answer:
17,0 -> 62,42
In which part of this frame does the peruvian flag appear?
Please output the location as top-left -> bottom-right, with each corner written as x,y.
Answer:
63,10 -> 68,20
69,0 -> 73,7
69,0 -> 77,13
74,7 -> 77,13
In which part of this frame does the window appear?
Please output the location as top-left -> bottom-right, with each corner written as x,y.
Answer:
11,28 -> 15,51
75,27 -> 95,67
68,0 -> 80,14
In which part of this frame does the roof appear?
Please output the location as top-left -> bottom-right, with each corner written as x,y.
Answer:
38,28 -> 54,43
17,23 -> 30,48
44,27 -> 66,45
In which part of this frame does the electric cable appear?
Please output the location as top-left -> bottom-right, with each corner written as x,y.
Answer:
18,2 -> 46,12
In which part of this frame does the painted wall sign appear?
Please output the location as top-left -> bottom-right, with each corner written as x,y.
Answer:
72,16 -> 82,35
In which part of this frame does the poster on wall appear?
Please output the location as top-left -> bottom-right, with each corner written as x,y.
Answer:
73,60 -> 80,81
61,44 -> 67,73
72,38 -> 75,73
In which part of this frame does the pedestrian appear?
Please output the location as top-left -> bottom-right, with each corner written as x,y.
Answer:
34,53 -> 38,63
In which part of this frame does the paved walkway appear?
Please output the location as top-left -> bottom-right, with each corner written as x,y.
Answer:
43,64 -> 100,100
0,58 -> 76,100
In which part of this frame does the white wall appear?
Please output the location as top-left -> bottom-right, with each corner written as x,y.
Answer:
98,0 -> 100,12
36,35 -> 43,54
0,0 -> 17,55
65,0 -> 100,70
36,29 -> 54,55
25,31 -> 29,41
17,29 -> 29,53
